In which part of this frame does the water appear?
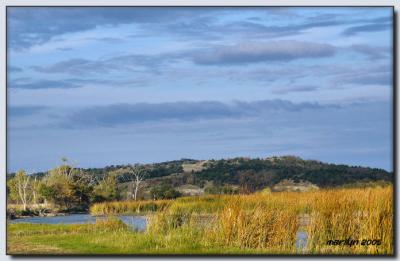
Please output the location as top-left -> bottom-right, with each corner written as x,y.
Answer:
118,215 -> 147,231
296,231 -> 308,251
9,214 -> 147,231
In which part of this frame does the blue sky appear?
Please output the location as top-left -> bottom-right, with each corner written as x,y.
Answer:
7,7 -> 393,172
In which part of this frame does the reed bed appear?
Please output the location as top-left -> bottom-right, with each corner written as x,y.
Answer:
208,200 -> 299,253
306,186 -> 393,254
90,199 -> 171,215
29,185 -> 393,255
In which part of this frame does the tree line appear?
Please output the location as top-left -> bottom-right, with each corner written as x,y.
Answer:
7,156 -> 393,215
7,158 -> 153,214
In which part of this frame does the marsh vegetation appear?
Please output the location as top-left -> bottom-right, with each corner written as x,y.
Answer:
8,185 -> 393,255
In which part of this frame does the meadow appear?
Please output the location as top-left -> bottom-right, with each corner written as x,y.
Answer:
7,186 -> 393,255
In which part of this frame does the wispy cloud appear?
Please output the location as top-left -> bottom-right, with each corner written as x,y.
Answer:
8,7 -> 204,50
272,85 -> 319,95
9,7 -> 392,51
32,53 -> 177,75
8,105 -> 46,117
192,41 -> 336,65
349,44 -> 390,60
338,72 -> 392,86
342,22 -> 391,36
8,79 -> 81,89
7,65 -> 23,73
68,100 -> 335,128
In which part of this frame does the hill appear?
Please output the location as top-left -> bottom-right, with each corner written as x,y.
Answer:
6,155 -> 392,213
32,155 -> 393,195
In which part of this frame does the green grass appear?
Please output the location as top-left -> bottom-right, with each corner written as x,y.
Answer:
7,222 -> 287,255
8,186 -> 393,255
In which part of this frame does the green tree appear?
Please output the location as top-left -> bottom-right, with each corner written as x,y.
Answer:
41,159 -> 95,211
150,183 -> 181,200
93,172 -> 120,202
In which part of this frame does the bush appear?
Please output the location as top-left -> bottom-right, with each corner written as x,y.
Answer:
150,184 -> 182,200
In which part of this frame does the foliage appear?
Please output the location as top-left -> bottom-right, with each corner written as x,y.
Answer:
150,184 -> 182,200
7,170 -> 32,210
193,156 -> 392,191
92,173 -> 120,202
204,183 -> 239,195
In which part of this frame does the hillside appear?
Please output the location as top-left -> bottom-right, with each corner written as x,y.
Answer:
19,155 -> 391,194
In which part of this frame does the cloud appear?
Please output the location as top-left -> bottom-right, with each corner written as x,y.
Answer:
7,66 -> 23,73
342,73 -> 392,86
335,71 -> 391,86
158,11 -> 392,43
90,37 -> 124,44
9,7 -> 392,51
8,105 -> 46,117
7,7 -> 214,50
32,59 -> 110,75
160,11 -> 392,42
272,85 -> 318,95
192,41 -> 336,65
56,47 -> 74,51
33,53 -> 176,75
8,79 -> 80,89
67,99 -> 334,128
349,44 -> 390,60
341,23 -> 391,36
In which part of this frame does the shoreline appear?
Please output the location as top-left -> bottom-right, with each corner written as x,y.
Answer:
7,211 -> 89,220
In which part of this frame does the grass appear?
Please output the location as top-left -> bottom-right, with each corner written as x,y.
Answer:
8,186 -> 393,255
306,186 -> 393,254
90,199 -> 171,215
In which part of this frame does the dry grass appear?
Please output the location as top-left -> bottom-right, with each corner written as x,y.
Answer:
90,199 -> 171,215
13,185 -> 393,255
210,200 -> 299,252
145,186 -> 393,254
306,186 -> 393,254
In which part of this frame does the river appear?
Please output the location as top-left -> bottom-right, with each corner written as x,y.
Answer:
9,214 -> 148,231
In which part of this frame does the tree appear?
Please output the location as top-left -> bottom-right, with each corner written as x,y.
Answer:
41,169 -> 75,209
11,170 -> 31,211
41,158 -> 95,211
31,177 -> 42,205
92,172 -> 120,202
132,166 -> 147,201
150,183 -> 181,200
122,165 -> 147,201
7,177 -> 19,204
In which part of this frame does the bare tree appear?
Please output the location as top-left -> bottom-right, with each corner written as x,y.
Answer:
31,177 -> 39,205
123,165 -> 147,201
15,171 -> 31,211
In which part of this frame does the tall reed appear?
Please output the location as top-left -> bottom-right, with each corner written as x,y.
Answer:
90,199 -> 171,215
306,186 -> 393,254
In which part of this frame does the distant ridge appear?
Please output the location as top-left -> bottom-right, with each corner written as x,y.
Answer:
9,155 -> 392,191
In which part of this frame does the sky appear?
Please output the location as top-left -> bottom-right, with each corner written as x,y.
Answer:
7,7 -> 393,173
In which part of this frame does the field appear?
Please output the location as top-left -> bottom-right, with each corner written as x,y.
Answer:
7,186 -> 393,255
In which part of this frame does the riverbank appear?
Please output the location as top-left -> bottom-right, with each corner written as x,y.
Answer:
7,203 -> 89,220
7,221 -> 279,255
7,210 -> 89,220
7,186 -> 393,255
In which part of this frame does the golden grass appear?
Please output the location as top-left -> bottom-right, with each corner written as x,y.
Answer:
210,200 -> 299,252
306,186 -> 393,254
90,199 -> 171,215
45,185 -> 394,254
